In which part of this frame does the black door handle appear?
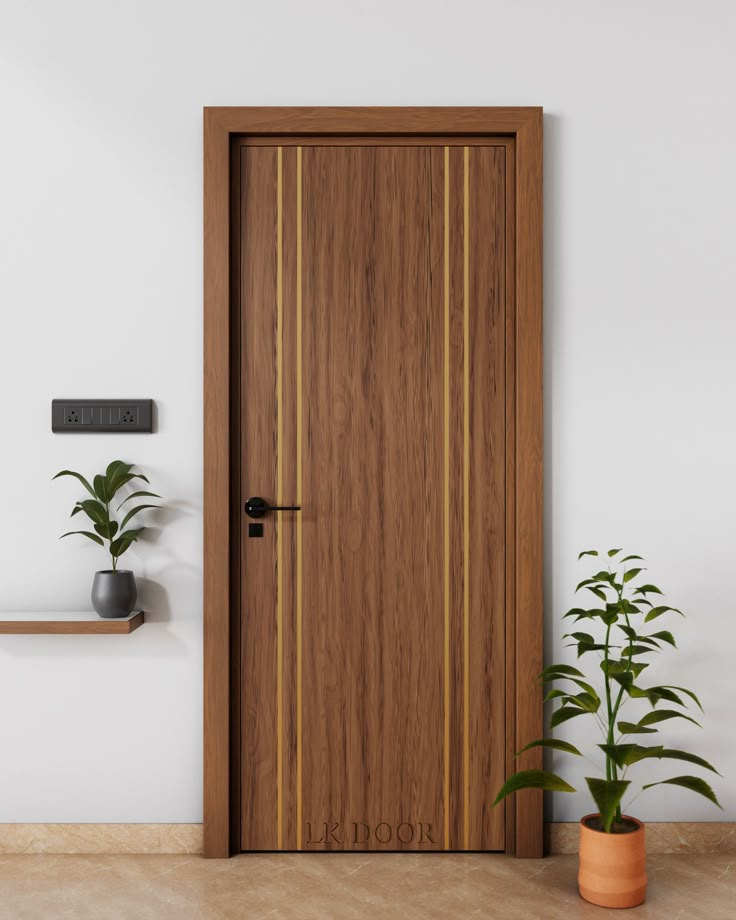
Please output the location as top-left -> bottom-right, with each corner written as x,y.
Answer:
244,496 -> 301,519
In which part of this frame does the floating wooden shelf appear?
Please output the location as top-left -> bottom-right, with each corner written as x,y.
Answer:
0,611 -> 145,634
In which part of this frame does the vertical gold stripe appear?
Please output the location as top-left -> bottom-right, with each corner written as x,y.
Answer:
443,146 -> 450,852
463,146 -> 470,851
295,146 -> 303,851
276,146 -> 284,851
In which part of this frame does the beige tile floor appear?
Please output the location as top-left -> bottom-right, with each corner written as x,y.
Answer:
0,853 -> 732,919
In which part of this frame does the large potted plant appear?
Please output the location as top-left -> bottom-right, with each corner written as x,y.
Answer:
54,460 -> 160,618
494,549 -> 721,908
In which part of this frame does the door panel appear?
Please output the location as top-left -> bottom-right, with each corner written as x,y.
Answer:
239,142 -> 507,851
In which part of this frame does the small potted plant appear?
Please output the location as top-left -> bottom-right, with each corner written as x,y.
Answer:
494,549 -> 721,908
54,460 -> 160,618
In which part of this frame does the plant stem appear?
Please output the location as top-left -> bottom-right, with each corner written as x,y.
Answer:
603,619 -> 615,783
105,498 -> 116,572
608,571 -> 635,822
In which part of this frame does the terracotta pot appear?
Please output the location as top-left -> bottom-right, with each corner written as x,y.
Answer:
578,813 -> 646,908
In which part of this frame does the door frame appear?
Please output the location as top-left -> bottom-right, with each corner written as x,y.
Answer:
203,107 -> 543,858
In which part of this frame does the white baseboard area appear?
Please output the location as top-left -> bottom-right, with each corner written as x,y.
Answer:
547,822 -> 736,855
0,824 -> 203,854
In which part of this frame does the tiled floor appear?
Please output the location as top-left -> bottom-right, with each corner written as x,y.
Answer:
0,853 -> 732,919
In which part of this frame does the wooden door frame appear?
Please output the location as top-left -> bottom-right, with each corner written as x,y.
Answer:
203,107 -> 543,858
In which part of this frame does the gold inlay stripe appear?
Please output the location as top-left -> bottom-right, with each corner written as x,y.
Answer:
276,145 -> 284,851
463,145 -> 470,851
296,146 -> 303,850
443,146 -> 451,851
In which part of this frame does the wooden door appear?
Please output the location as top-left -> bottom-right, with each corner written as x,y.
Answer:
237,140 -> 509,852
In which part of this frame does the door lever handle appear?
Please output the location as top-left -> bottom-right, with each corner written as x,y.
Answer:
244,496 -> 301,519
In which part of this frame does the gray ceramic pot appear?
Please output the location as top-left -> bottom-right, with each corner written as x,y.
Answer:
91,570 -> 137,618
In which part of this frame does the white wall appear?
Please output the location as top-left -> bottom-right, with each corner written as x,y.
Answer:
0,0 -> 734,824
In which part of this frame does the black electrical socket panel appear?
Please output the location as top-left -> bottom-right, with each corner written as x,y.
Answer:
51,399 -> 154,433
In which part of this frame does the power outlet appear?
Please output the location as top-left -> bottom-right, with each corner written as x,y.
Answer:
52,400 -> 153,433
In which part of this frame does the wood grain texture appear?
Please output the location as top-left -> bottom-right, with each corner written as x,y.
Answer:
228,135 -> 243,855
513,110 -> 544,859
238,144 -> 508,851
466,146 -> 506,850
447,145 -> 465,850
299,146 -> 445,851
203,108 -> 231,858
503,139 -> 518,857
239,146 -> 279,851
240,136 -> 530,147
206,107 -> 542,137
0,611 -> 144,634
203,108 -> 543,859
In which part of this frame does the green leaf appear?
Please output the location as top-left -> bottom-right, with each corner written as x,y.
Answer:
638,709 -> 701,729
637,686 -> 685,707
585,778 -> 630,832
632,636 -> 662,649
661,686 -> 703,711
120,504 -> 159,531
607,548 -> 622,557
60,530 -> 104,546
621,644 -> 657,657
649,630 -> 676,647
568,678 -> 600,699
515,738 -> 583,758
617,721 -> 658,735
567,691 -> 600,712
656,749 -> 721,775
645,605 -> 684,622
635,584 -> 663,595
621,554 -> 644,563
117,490 -> 161,510
544,680 -> 599,707
109,528 -> 143,559
544,688 -> 568,703
105,461 -> 134,495
539,663 -> 585,682
619,598 -> 643,615
493,769 -> 575,806
618,624 -> 637,640
578,550 -> 598,560
94,520 -> 118,540
563,631 -> 595,644
574,641 -> 609,657
53,469 -> 97,498
642,776 -> 722,809
564,607 -> 608,622
113,472 -> 150,492
603,660 -> 649,687
108,465 -> 152,498
550,706 -> 589,728
611,671 -> 633,692
599,743 -> 663,768
93,474 -> 111,503
623,568 -> 644,583
75,499 -> 108,526
587,586 -> 608,602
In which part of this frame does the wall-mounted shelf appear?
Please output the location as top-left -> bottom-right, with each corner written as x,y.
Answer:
0,611 -> 144,634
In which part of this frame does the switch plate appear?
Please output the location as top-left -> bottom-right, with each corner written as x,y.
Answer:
52,399 -> 154,433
